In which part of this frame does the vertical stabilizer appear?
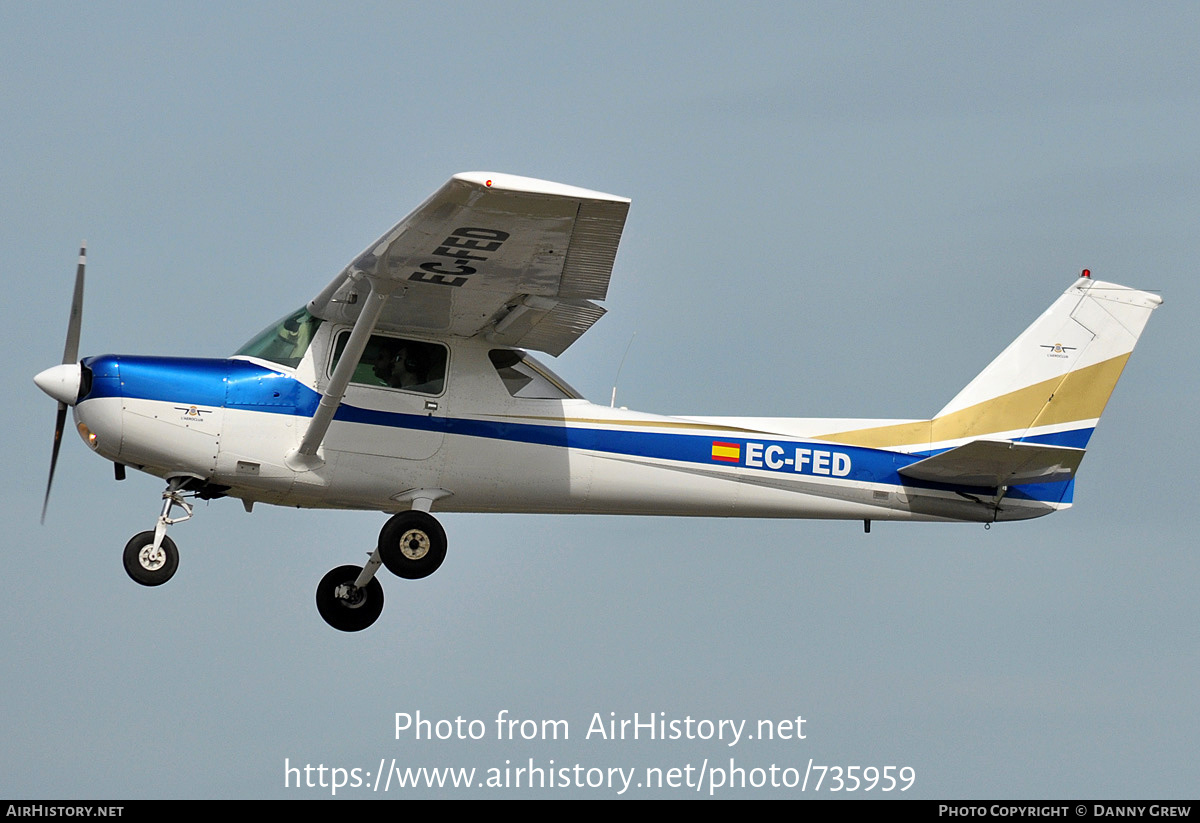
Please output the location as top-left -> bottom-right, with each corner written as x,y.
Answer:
930,275 -> 1161,450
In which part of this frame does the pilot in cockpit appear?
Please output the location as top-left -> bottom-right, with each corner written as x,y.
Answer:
372,340 -> 428,390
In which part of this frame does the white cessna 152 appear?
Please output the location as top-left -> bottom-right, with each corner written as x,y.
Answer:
35,172 -> 1161,631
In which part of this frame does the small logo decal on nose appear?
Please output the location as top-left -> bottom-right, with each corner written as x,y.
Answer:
174,405 -> 210,420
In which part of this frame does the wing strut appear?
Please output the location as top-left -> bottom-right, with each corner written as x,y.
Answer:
287,277 -> 396,470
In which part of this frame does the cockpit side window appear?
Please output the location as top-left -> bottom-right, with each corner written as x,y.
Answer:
332,332 -> 448,395
489,349 -> 583,399
234,307 -> 323,369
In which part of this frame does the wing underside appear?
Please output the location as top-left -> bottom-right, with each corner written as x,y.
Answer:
308,172 -> 630,356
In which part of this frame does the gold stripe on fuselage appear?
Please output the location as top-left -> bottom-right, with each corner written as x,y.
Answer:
811,353 -> 1131,449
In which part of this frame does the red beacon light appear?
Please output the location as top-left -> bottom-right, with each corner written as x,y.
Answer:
1081,269 -> 1091,278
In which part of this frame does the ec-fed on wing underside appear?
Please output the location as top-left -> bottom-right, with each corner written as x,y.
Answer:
307,172 -> 630,357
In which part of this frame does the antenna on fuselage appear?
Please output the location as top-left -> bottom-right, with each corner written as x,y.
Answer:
609,332 -> 637,408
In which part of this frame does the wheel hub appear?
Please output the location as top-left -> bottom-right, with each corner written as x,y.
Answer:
334,582 -> 366,608
138,545 -> 166,571
399,529 -> 430,561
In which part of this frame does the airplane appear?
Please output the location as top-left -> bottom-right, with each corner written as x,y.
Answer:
34,172 -> 1162,631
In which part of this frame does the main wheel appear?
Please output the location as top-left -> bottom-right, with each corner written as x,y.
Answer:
123,531 -> 179,586
378,511 -> 447,579
315,565 -> 384,632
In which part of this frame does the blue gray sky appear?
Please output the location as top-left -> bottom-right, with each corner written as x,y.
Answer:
3,2 -> 1197,798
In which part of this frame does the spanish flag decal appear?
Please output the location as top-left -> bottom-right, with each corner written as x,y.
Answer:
711,441 -> 741,463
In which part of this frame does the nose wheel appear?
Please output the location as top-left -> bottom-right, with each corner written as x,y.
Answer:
123,531 -> 179,586
123,477 -> 194,587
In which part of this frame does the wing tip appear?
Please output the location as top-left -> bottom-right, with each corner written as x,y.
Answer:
453,171 -> 630,204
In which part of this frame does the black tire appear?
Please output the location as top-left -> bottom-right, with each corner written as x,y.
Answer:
378,510 -> 447,579
315,565 -> 384,632
123,531 -> 179,586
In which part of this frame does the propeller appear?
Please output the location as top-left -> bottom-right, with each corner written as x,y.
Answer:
39,243 -> 87,524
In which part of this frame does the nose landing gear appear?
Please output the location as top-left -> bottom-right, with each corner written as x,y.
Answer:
123,531 -> 179,586
122,477 -> 196,587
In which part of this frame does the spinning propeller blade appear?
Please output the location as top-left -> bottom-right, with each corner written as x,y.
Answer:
63,242 -> 86,364
40,243 -> 86,524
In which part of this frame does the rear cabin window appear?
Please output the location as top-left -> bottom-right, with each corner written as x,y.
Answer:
489,349 -> 582,400
332,332 -> 447,395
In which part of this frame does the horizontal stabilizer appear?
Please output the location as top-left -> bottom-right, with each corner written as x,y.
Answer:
898,440 -> 1085,487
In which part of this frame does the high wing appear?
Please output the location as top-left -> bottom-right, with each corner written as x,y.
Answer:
308,172 -> 630,357
290,172 -> 629,465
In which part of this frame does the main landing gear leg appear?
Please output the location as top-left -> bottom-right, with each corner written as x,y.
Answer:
315,508 -> 449,631
123,477 -> 194,586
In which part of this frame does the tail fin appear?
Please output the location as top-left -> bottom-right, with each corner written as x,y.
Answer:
809,274 -> 1160,479
930,274 -> 1161,451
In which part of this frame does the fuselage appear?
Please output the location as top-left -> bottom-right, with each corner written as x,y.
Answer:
68,318 -> 1067,524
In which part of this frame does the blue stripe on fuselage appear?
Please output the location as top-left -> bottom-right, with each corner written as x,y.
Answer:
1016,427 -> 1094,450
909,426 -> 1095,460
79,354 -> 1071,503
